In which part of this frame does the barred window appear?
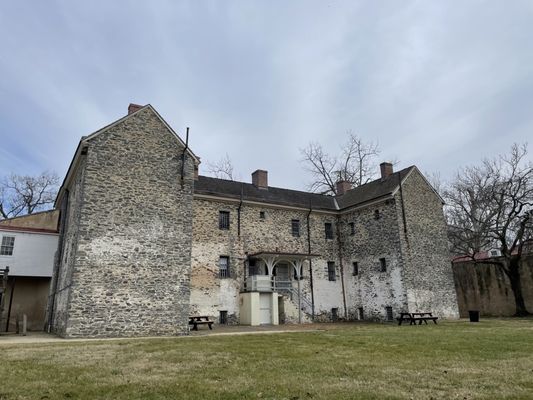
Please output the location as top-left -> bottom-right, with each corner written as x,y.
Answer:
349,222 -> 355,235
327,261 -> 336,281
0,236 -> 15,256
379,258 -> 387,272
291,219 -> 300,237
385,306 -> 393,321
219,211 -> 230,230
219,311 -> 228,324
324,223 -> 333,239
248,259 -> 258,276
219,256 -> 230,278
352,261 -> 359,276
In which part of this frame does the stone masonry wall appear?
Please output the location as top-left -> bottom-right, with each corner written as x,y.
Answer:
340,199 -> 407,321
397,169 -> 459,318
453,257 -> 533,317
191,197 -> 344,323
49,157 -> 87,336
58,108 -> 194,337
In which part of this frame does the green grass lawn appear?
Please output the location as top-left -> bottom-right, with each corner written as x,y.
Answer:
2,319 -> 533,400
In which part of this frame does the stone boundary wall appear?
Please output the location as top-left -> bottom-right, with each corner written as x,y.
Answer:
453,256 -> 533,317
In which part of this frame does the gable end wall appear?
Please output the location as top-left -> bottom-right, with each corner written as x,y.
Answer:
58,108 -> 194,337
397,170 -> 459,318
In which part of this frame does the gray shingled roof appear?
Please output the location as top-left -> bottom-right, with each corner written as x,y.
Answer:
194,166 -> 415,211
335,166 -> 415,209
194,176 -> 337,210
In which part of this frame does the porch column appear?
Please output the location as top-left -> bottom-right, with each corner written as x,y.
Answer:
290,259 -> 305,324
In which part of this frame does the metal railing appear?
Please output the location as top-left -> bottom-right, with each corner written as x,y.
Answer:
287,287 -> 314,314
243,276 -> 297,292
243,275 -> 274,292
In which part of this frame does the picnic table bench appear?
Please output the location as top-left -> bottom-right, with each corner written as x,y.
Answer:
397,312 -> 438,326
189,316 -> 214,331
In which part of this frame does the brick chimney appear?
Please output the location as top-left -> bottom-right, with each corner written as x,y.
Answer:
252,170 -> 268,189
380,162 -> 393,180
128,103 -> 143,114
336,180 -> 352,195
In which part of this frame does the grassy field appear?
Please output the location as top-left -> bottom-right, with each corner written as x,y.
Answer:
1,319 -> 533,400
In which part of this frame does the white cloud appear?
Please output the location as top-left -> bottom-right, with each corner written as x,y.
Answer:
1,1 -> 532,189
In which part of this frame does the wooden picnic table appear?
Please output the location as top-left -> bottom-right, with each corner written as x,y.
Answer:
189,315 -> 214,331
397,312 -> 438,326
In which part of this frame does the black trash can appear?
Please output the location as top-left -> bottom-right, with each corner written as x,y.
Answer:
468,310 -> 480,322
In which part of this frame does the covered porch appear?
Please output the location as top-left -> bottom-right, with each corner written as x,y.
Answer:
243,251 -> 319,292
240,251 -> 319,326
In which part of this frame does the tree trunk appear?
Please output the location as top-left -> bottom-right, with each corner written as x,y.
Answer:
507,258 -> 530,317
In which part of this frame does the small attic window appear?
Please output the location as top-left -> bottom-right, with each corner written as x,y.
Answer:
374,210 -> 381,220
259,211 -> 265,219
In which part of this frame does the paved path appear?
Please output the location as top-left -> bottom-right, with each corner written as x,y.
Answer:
0,323 -> 349,345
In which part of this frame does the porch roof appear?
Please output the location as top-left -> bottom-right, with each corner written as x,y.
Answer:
248,251 -> 320,260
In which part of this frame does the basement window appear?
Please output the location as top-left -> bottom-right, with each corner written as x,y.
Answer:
219,311 -> 228,325
219,256 -> 230,278
349,222 -> 355,235
379,258 -> 387,272
324,223 -> 333,239
385,306 -> 393,322
352,261 -> 359,276
331,308 -> 339,322
327,261 -> 336,281
291,219 -> 300,237
219,211 -> 230,230
0,236 -> 15,256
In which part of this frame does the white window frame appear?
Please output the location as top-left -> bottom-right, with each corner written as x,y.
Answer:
0,236 -> 15,256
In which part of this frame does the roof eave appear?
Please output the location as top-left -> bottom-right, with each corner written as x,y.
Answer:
390,166 -> 445,204
54,140 -> 86,208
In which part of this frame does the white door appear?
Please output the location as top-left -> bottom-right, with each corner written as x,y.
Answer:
259,293 -> 272,324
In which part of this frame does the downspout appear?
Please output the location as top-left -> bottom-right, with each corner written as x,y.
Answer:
237,184 -> 243,237
398,172 -> 408,235
306,201 -> 315,320
336,215 -> 348,319
297,265 -> 302,324
180,127 -> 189,189
397,171 -> 412,313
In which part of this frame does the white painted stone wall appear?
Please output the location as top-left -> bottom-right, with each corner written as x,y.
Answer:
191,197 -> 345,323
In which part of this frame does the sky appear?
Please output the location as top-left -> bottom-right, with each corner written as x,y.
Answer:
1,1 -> 533,191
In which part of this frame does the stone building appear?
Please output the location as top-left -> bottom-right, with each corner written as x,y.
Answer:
47,104 -> 459,337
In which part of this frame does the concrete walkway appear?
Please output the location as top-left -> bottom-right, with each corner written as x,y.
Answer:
0,322 -> 349,345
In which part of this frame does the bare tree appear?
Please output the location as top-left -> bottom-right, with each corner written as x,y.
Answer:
425,171 -> 444,196
445,143 -> 533,316
300,131 -> 381,195
205,153 -> 234,180
0,171 -> 60,219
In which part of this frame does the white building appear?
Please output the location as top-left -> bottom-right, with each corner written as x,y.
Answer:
0,224 -> 58,331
